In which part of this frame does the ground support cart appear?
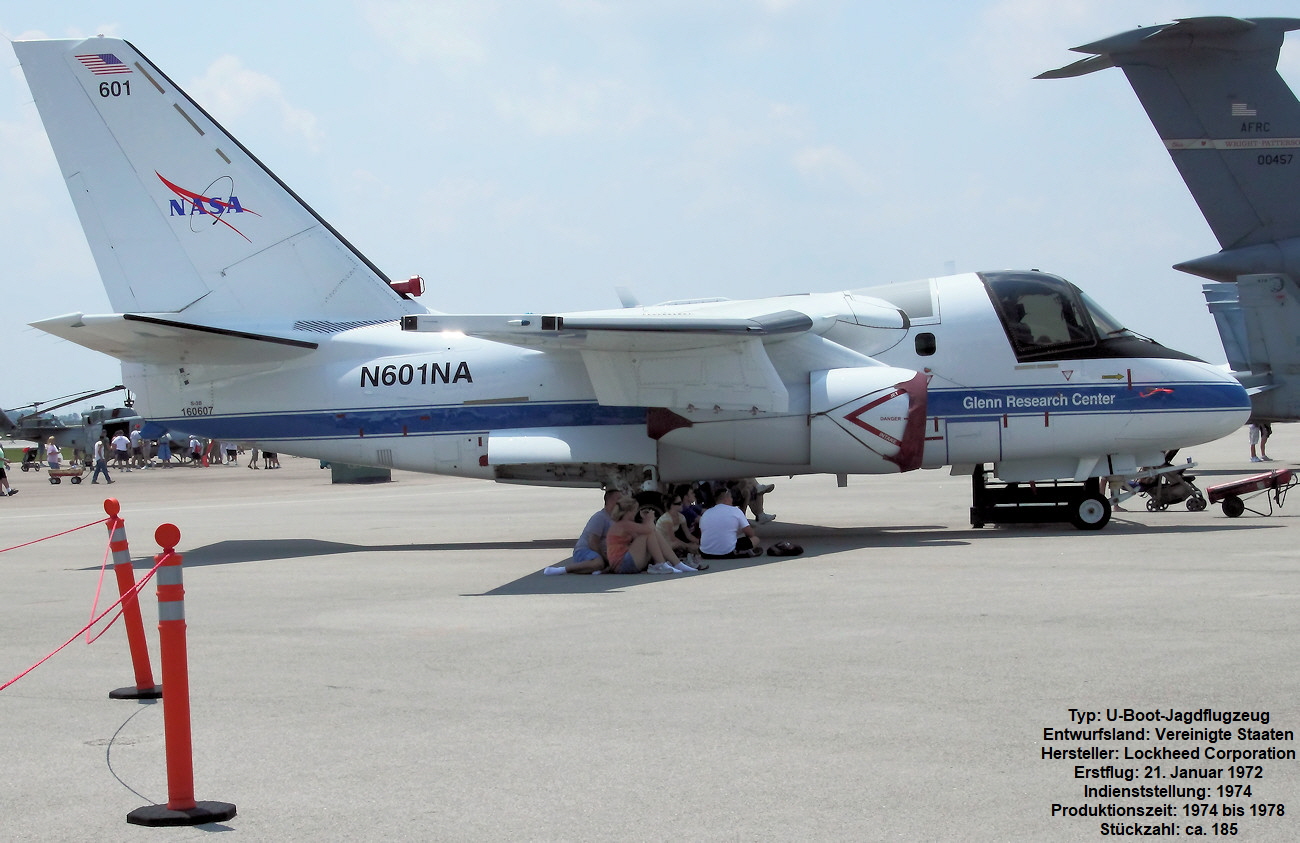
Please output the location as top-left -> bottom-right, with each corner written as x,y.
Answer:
970,467 -> 1110,530
1206,469 -> 1296,517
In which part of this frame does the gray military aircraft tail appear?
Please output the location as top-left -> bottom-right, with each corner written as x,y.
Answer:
1041,16 -> 1300,421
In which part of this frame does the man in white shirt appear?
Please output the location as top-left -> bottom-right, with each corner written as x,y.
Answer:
92,436 -> 113,484
699,486 -> 762,559
129,424 -> 144,467
110,431 -> 131,470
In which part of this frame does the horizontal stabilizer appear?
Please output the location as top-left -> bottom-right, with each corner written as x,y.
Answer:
1039,16 -> 1300,251
1034,55 -> 1113,80
31,313 -> 318,365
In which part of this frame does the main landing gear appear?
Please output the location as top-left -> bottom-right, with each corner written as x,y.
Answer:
969,466 -> 1111,531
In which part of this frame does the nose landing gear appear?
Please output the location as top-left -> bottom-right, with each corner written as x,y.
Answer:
970,466 -> 1111,531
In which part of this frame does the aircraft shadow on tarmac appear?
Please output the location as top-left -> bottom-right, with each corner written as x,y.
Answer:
98,525 -> 961,585
476,519 -> 1287,596
112,537 -> 574,569
91,521 -> 1282,595
478,523 -> 969,596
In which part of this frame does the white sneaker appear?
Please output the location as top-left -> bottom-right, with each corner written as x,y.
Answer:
670,563 -> 693,573
647,562 -> 676,574
756,513 -> 776,524
543,566 -> 567,575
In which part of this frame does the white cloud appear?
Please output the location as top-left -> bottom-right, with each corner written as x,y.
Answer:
361,0 -> 493,69
792,144 -> 875,196
3,24 -> 124,41
493,66 -> 654,136
186,55 -> 322,149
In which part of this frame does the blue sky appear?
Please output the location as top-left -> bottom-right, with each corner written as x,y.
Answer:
4,1 -> 1299,410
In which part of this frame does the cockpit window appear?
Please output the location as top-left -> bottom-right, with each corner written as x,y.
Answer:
1078,291 -> 1127,337
981,271 -> 1097,359
979,270 -> 1198,363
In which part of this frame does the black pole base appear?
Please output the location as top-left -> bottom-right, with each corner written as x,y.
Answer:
127,800 -> 236,827
109,685 -> 162,700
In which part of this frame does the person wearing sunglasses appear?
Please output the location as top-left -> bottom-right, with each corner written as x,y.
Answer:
605,498 -> 695,574
655,494 -> 702,567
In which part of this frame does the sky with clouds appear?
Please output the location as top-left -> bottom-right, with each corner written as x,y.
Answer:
3,0 -> 1299,412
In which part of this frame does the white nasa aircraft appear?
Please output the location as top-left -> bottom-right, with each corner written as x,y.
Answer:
14,37 -> 1250,530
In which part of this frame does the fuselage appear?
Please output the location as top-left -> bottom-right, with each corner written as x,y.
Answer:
125,271 -> 1249,487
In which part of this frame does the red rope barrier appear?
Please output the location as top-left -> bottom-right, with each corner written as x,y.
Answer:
0,554 -> 165,692
86,537 -> 113,644
0,518 -> 109,554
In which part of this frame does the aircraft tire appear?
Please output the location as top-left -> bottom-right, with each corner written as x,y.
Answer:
1186,494 -> 1207,512
1071,494 -> 1111,530
1221,495 -> 1245,518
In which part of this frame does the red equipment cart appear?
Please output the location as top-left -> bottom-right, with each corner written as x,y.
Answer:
1206,468 -> 1296,517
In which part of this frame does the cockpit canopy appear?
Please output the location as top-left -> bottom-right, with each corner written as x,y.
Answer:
980,270 -> 1194,363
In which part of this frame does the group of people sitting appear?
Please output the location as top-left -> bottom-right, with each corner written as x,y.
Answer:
543,479 -> 777,576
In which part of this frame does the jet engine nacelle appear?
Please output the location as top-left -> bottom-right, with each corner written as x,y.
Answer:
657,365 -> 926,475
809,367 -> 927,474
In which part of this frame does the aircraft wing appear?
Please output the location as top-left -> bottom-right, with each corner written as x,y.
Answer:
402,307 -> 876,414
31,312 -> 318,365
402,309 -> 815,351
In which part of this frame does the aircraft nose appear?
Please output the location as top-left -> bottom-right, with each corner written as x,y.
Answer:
1163,360 -> 1251,446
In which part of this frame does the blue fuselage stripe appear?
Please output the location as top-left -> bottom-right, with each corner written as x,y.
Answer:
156,382 -> 1245,442
927,382 -> 1248,420
163,402 -> 648,441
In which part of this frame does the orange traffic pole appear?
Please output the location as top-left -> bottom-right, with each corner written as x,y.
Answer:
103,499 -> 161,700
126,524 -> 235,827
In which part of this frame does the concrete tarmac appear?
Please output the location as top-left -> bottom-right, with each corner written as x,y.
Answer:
2,433 -> 1298,841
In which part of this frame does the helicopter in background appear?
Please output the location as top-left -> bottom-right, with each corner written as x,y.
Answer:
1,385 -> 143,467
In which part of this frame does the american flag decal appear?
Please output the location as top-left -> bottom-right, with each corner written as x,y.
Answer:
1231,102 -> 1257,117
76,53 -> 132,75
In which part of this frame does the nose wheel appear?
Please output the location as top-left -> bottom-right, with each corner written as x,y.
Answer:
1070,493 -> 1111,530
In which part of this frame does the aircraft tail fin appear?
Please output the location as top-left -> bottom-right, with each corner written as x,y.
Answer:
1202,275 -> 1300,420
1040,17 -> 1300,279
1201,283 -> 1253,374
13,38 -> 417,323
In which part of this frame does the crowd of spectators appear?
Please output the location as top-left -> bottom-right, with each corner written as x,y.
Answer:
544,477 -> 778,576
